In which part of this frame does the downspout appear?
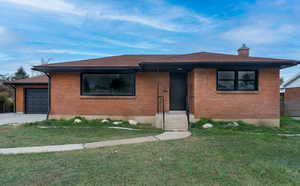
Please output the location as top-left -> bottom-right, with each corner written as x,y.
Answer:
186,72 -> 191,131
156,67 -> 160,113
156,67 -> 165,130
43,73 -> 51,120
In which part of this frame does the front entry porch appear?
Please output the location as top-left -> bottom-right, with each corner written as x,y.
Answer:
155,72 -> 190,131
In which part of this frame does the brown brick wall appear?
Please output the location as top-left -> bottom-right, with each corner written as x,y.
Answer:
16,85 -> 48,113
50,72 -> 169,116
190,68 -> 280,119
48,69 -> 279,123
285,87 -> 300,101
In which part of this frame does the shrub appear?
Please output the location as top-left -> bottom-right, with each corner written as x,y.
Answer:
0,92 -> 13,112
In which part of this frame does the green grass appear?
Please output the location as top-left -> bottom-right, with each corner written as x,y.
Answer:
0,117 -> 300,185
0,117 -> 162,148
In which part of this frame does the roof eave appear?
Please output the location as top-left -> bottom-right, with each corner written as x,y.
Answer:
32,61 -> 300,73
32,66 -> 141,73
3,82 -> 48,86
140,61 -> 299,69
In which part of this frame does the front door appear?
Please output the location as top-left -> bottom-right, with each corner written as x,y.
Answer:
170,72 -> 187,111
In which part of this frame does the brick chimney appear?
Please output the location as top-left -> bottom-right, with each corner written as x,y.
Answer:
238,44 -> 249,57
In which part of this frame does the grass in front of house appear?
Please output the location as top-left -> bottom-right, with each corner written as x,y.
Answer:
0,117 -> 300,185
0,117 -> 162,148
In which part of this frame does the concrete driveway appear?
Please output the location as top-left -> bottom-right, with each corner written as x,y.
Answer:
0,113 -> 47,125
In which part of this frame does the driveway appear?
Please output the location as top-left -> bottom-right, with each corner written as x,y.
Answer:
0,113 -> 47,125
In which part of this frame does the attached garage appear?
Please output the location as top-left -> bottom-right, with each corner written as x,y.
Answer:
4,75 -> 49,114
25,88 -> 48,114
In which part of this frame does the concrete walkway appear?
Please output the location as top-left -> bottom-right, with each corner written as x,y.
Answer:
0,113 -> 46,126
0,131 -> 191,155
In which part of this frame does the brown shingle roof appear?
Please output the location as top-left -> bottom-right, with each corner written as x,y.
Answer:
4,75 -> 48,85
36,52 -> 296,68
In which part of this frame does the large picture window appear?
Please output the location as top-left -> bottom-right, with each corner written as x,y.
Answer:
217,70 -> 258,91
81,73 -> 136,96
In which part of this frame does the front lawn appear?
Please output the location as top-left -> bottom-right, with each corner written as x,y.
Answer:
0,117 -> 300,185
0,117 -> 162,148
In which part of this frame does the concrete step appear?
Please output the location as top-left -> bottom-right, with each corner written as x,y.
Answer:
155,112 -> 188,131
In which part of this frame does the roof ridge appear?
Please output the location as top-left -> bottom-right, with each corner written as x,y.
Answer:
35,53 -> 191,67
37,55 -> 123,66
185,51 -> 290,60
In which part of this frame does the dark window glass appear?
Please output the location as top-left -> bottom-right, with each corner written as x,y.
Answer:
238,81 -> 256,90
81,73 -> 135,96
217,70 -> 258,91
238,71 -> 255,80
218,71 -> 234,80
218,81 -> 235,90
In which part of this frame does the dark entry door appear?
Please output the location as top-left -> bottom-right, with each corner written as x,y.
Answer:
170,72 -> 187,110
25,88 -> 48,114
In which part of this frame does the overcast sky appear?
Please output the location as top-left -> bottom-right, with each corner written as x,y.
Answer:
0,0 -> 299,81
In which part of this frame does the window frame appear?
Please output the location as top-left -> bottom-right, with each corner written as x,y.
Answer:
216,70 -> 258,91
80,72 -> 136,96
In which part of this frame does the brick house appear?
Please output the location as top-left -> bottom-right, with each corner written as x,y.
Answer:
281,73 -> 300,117
5,45 -> 299,129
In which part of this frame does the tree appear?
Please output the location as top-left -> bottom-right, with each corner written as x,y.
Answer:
12,67 -> 29,80
280,78 -> 284,86
0,74 -> 10,82
0,74 -> 13,99
0,92 -> 13,113
0,74 -> 11,86
0,74 -> 6,85
0,74 -> 14,112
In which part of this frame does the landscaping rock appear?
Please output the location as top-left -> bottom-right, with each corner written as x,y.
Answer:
73,119 -> 82,124
202,123 -> 213,128
233,122 -> 239,126
113,121 -> 122,125
128,120 -> 138,125
227,122 -> 239,127
101,119 -> 109,123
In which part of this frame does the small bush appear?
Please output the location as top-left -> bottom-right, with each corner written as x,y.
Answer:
0,92 -> 13,112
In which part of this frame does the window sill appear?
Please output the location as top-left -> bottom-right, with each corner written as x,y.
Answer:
80,96 -> 136,99
216,91 -> 259,94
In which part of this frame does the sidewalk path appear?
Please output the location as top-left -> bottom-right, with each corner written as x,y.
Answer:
0,131 -> 191,155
